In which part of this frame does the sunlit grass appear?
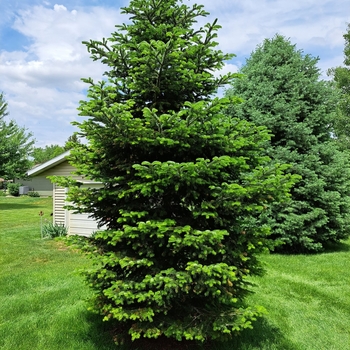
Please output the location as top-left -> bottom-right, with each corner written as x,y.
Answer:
215,241 -> 350,350
0,196 -> 118,350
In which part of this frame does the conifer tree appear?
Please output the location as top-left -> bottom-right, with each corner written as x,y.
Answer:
59,2 -> 296,343
226,35 -> 350,252
0,92 -> 34,179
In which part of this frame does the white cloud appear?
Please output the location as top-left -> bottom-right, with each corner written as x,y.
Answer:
0,0 -> 349,147
190,0 -> 349,57
214,63 -> 239,78
53,4 -> 68,12
0,3 -> 125,146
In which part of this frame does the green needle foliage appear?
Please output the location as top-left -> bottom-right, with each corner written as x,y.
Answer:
226,35 -> 350,252
0,92 -> 34,180
59,1 -> 296,344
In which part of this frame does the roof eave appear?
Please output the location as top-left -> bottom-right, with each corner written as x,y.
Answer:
27,150 -> 71,176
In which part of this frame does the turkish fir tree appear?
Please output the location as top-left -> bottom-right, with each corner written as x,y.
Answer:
328,23 -> 350,151
226,35 -> 350,252
60,1 -> 296,343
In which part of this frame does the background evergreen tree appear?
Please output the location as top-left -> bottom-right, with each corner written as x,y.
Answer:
328,23 -> 350,151
63,133 -> 81,151
0,92 -> 34,180
59,1 -> 296,343
226,35 -> 350,252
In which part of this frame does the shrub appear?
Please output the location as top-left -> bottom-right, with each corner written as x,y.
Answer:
7,182 -> 20,196
28,191 -> 40,197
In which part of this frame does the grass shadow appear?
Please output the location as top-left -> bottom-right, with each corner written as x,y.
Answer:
271,239 -> 350,256
84,312 -> 122,349
82,315 -> 298,350
0,202 -> 46,210
211,317 -> 299,350
322,240 -> 350,253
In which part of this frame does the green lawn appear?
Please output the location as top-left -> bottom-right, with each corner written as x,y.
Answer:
0,196 -> 117,350
227,245 -> 350,350
1,196 -> 350,349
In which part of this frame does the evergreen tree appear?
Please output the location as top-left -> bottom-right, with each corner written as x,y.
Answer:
0,92 -> 9,119
64,133 -> 81,151
59,2 -> 296,343
0,92 -> 34,180
226,35 -> 350,252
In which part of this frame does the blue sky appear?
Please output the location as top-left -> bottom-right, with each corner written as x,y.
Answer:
0,0 -> 349,147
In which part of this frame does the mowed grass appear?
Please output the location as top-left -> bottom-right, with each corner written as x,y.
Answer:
0,196 -> 118,350
224,243 -> 350,350
1,196 -> 350,350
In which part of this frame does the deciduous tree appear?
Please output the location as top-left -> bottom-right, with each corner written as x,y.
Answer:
32,144 -> 65,165
328,23 -> 350,150
31,134 -> 82,166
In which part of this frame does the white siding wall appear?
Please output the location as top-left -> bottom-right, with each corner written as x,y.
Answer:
41,161 -> 80,178
53,184 -> 66,225
67,212 -> 105,236
43,160 -> 104,236
42,161 -> 79,227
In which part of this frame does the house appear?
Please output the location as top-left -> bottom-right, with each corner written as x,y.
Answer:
27,151 -> 105,236
19,170 -> 54,196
